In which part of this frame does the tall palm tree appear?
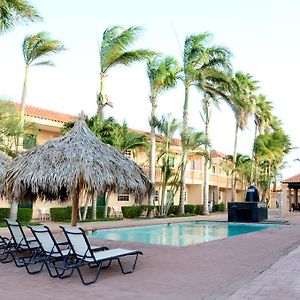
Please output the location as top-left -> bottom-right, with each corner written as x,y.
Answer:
9,32 -> 65,220
146,55 -> 180,206
0,0 -> 41,33
98,25 -> 155,118
179,32 -> 231,214
156,115 -> 180,215
197,66 -> 232,214
229,72 -> 258,201
20,32 -> 65,130
253,118 -> 291,201
251,94 -> 273,183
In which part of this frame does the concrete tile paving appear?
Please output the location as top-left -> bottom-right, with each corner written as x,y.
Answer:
1,210 -> 300,299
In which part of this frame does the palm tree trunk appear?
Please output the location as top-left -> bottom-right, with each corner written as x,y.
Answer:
97,73 -> 105,119
231,121 -> 239,202
104,192 -> 110,218
16,64 -> 29,152
149,96 -> 157,207
202,98 -> 210,215
92,194 -> 97,220
179,86 -> 189,214
83,197 -> 89,220
250,124 -> 258,183
9,198 -> 18,220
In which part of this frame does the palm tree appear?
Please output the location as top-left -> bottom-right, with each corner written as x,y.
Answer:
9,32 -> 65,220
229,72 -> 258,201
0,0 -> 41,33
146,55 -> 180,207
98,25 -> 155,118
20,32 -> 65,129
156,115 -> 180,215
251,94 -> 273,183
179,32 -> 231,214
254,118 -> 291,201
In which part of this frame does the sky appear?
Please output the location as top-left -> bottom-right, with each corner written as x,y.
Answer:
0,0 -> 300,178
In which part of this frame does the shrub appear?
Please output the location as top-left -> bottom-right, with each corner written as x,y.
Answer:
17,208 -> 33,222
50,206 -> 72,222
121,206 -> 144,218
0,208 -> 32,222
214,203 -> 225,212
195,205 -> 204,215
184,205 -> 196,214
80,206 -> 109,219
0,208 -> 10,223
167,205 -> 179,216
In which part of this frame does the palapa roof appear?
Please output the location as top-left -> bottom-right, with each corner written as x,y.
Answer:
3,117 -> 152,202
0,152 -> 9,176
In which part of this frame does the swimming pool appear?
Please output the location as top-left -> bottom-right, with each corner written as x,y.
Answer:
88,221 -> 280,247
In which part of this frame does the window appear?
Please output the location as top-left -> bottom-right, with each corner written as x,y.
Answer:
155,190 -> 159,202
124,150 -> 132,158
117,194 -> 130,201
168,156 -> 175,167
190,159 -> 201,170
23,134 -> 36,150
212,166 -> 216,173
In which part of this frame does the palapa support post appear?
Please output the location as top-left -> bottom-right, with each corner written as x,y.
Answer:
71,197 -> 79,227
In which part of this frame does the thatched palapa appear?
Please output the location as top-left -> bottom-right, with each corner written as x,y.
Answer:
3,116 -> 152,225
0,152 -> 9,177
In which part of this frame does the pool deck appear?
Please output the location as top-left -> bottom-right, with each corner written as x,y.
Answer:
1,209 -> 300,299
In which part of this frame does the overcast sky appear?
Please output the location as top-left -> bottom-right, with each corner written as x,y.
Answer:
0,0 -> 299,178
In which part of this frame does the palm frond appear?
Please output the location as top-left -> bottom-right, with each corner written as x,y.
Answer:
0,0 -> 42,33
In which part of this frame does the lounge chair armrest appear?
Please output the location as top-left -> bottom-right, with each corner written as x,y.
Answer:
56,241 -> 69,246
91,245 -> 109,252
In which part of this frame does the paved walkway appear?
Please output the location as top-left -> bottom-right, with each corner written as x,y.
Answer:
1,210 -> 300,299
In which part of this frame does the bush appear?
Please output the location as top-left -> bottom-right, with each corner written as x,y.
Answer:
213,203 -> 225,212
167,205 -> 179,216
17,208 -> 33,222
121,206 -> 144,218
80,206 -> 109,219
0,208 -> 10,223
50,206 -> 72,222
195,205 -> 204,215
0,208 -> 32,222
184,205 -> 196,214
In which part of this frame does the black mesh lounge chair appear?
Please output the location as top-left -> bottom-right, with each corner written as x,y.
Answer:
0,234 -> 13,263
4,219 -> 40,270
27,225 -> 74,278
60,226 -> 143,285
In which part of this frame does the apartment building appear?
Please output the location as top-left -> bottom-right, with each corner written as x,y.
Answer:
1,102 -> 245,218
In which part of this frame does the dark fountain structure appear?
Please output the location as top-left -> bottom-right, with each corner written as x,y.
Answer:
228,185 -> 268,222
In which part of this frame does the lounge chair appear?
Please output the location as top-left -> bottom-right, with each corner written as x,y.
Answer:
4,219 -> 40,270
60,226 -> 143,285
0,234 -> 13,263
27,225 -> 74,278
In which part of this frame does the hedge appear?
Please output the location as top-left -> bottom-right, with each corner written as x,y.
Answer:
121,206 -> 144,219
50,206 -> 72,222
0,208 -> 10,223
50,206 -> 110,222
0,208 -> 33,222
213,203 -> 225,212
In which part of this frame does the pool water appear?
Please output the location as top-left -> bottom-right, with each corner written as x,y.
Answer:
88,221 -> 280,247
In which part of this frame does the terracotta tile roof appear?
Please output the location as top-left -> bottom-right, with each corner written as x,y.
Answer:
281,174 -> 300,183
13,102 -> 76,123
211,149 -> 227,158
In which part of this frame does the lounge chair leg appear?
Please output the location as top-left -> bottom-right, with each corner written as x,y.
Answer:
77,261 -> 103,285
117,254 -> 140,274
